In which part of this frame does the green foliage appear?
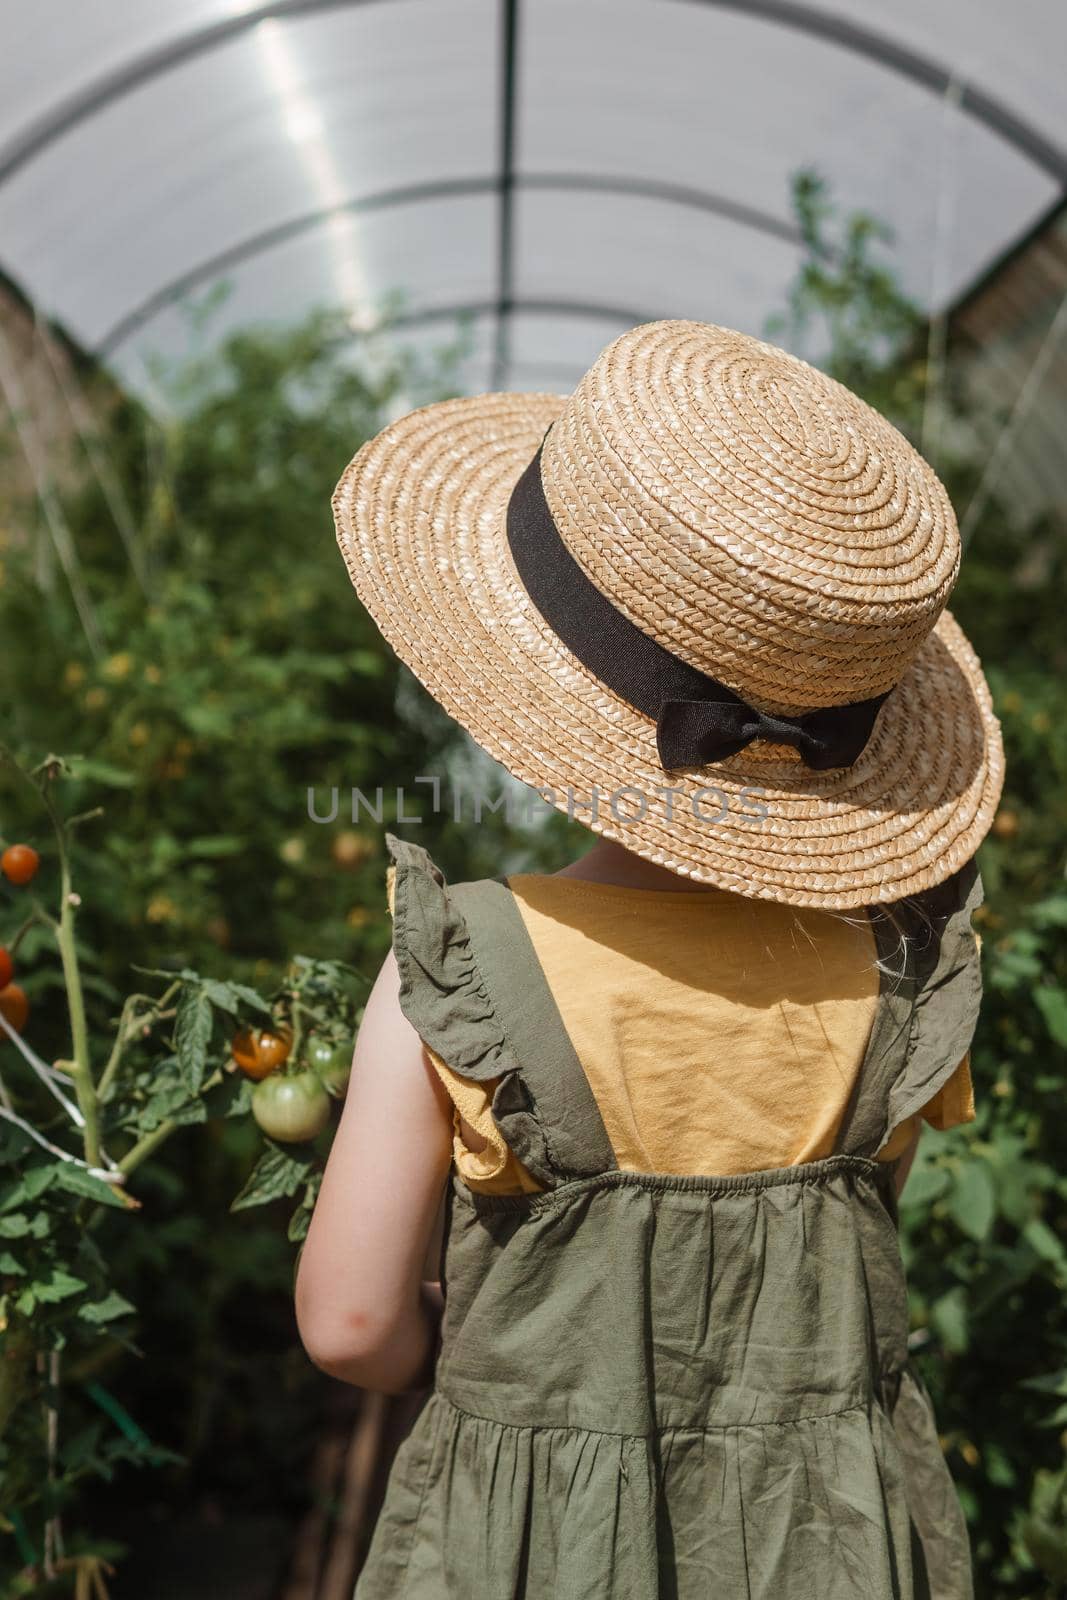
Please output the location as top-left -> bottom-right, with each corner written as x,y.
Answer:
0,310 -> 473,1013
767,169 -> 927,411
0,184 -> 1063,1596
230,1142 -> 317,1214
0,753 -> 363,1588
0,309 -> 478,1592
771,171 -> 1067,1597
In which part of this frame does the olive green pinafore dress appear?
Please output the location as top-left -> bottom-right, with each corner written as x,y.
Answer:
355,834 -> 984,1600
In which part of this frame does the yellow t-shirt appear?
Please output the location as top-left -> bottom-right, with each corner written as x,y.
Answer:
390,870 -> 975,1193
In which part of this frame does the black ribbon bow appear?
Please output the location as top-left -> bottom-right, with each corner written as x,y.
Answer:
506,436 -> 896,775
655,690 -> 891,773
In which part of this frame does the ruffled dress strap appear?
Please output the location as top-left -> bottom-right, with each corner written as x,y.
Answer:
821,861 -> 983,1597
884,856 -> 984,1146
835,855 -> 984,1161
385,833 -> 543,1193
384,833 -> 616,1192
451,874 -> 618,1182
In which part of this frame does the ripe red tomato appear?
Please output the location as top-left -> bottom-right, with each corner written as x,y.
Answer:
1,845 -> 39,886
231,1027 -> 291,1081
0,949 -> 12,990
251,1072 -> 331,1142
0,984 -> 29,1037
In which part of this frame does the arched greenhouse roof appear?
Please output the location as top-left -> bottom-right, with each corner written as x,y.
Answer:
1,0 -> 1065,398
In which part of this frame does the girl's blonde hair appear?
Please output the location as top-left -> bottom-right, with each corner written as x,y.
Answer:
793,893 -> 939,991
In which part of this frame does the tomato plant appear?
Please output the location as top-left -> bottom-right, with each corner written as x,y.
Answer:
0,310 -> 470,1591
0,750 -> 367,1589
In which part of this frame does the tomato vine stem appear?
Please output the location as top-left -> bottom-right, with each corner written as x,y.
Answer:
0,747 -> 99,1167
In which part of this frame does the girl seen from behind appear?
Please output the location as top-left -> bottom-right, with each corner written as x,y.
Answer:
296,320 -> 1003,1600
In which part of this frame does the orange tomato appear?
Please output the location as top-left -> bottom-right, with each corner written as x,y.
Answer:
331,830 -> 374,869
991,809 -> 1019,840
0,983 -> 29,1037
230,1026 -> 292,1081
1,845 -> 39,886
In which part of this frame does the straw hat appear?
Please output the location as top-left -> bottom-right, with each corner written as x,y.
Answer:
332,320 -> 1004,910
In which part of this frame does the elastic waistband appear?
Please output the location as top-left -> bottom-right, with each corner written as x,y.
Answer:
453,1151 -> 896,1215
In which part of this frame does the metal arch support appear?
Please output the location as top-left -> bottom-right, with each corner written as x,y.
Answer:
681,0 -> 1067,184
94,172 -> 812,354
104,295 -> 653,374
352,297 -> 649,332
0,2 -> 379,186
1,0 -> 1066,189
677,0 -> 1067,184
492,0 -> 521,392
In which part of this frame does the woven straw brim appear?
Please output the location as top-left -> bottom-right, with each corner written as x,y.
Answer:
333,392 -> 1005,910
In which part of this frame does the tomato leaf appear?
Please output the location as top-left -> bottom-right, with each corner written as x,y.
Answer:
198,978 -> 271,1017
52,1164 -> 129,1209
230,1143 -> 313,1212
0,1210 -> 49,1240
203,1073 -> 253,1119
139,1062 -> 206,1132
225,982 -> 274,1015
287,1174 -> 323,1242
287,1205 -> 312,1243
32,1265 -> 90,1304
78,1290 -> 137,1325
0,1162 -> 60,1210
170,1098 -> 209,1129
174,986 -> 212,1092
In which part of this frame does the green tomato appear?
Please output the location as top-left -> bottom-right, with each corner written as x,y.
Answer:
252,1071 -> 331,1143
306,1037 -> 352,1099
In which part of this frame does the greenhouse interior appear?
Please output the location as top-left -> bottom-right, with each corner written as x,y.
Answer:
1,3 -> 1065,1597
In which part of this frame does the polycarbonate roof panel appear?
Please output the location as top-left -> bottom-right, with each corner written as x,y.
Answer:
0,0 -> 1064,404
512,185 -> 802,340
507,309 -> 635,390
383,309 -> 500,403
519,0 -> 1058,309
108,190 -> 498,393
0,0 -> 257,147
0,1 -> 497,349
830,0 -> 1067,147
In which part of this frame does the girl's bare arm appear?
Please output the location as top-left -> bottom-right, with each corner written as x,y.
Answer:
294,948 -> 454,1392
